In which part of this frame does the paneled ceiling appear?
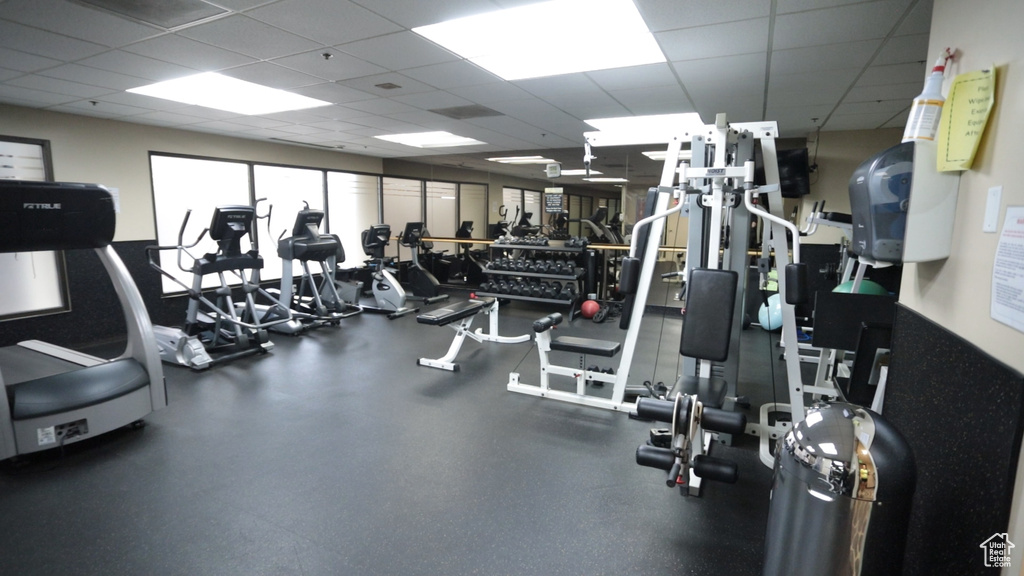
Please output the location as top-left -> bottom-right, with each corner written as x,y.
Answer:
0,0 -> 932,190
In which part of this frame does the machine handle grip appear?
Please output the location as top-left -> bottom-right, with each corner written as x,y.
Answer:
693,455 -> 738,484
635,396 -> 691,424
636,444 -> 675,471
701,407 -> 747,435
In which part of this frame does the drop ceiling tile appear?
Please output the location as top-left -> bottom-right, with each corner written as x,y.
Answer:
5,74 -> 113,98
768,68 -> 860,95
447,82 -> 533,105
0,0 -> 163,47
636,0 -> 771,32
825,110 -> 903,131
337,73 -> 436,97
291,83 -> 378,105
873,34 -> 929,66
894,0 -> 933,36
221,62 -> 327,89
304,119 -> 366,132
78,50 -> 196,80
0,84 -> 79,106
770,39 -> 881,74
123,34 -> 254,71
346,0 -> 504,29
857,62 -> 926,86
178,15 -> 321,60
271,50 -> 387,82
400,61 -> 500,90
270,123 -> 334,135
110,109 -> 210,126
392,90 -> 474,111
0,20 -> 108,61
656,18 -> 770,61
608,85 -> 696,116
845,81 -> 921,102
189,119 -> 266,133
40,64 -> 149,91
880,109 -> 910,129
337,97 -> 421,116
220,115 -> 293,129
690,95 -> 763,124
0,47 -> 63,73
776,0 -> 887,14
246,0 -> 402,45
773,2 -> 910,49
336,31 -> 460,72
586,63 -> 679,92
92,90 -> 194,112
673,53 -> 765,97
834,99 -> 908,115
48,100 -> 149,118
0,67 -> 21,82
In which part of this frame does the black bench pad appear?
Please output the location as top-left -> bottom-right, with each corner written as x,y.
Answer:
551,336 -> 621,357
671,375 -> 727,409
416,298 -> 493,326
8,358 -> 150,420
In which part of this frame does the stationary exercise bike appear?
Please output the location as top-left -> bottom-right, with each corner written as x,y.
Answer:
399,221 -> 449,305
360,224 -> 418,319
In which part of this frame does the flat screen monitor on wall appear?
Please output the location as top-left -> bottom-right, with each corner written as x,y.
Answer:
755,147 -> 811,198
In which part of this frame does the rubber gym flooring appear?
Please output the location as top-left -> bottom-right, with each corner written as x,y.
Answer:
0,287 -> 794,576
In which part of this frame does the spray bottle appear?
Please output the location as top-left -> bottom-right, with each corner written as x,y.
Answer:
902,48 -> 955,142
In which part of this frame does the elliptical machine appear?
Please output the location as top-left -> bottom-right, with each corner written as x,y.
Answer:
147,205 -> 291,369
258,202 -> 362,333
399,221 -> 449,305
360,224 -> 418,319
448,221 -> 487,285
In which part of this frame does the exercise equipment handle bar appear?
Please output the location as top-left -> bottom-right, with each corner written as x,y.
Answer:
741,160 -> 801,265
627,188 -> 685,259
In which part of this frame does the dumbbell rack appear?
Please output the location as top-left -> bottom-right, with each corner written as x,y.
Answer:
477,244 -> 585,320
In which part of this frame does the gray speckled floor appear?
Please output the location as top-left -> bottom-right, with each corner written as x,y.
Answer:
0,295 -> 783,576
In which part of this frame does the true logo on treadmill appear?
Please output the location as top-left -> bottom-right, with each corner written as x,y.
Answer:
23,202 -> 62,209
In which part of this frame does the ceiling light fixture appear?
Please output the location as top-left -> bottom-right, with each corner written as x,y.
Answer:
642,150 -> 694,162
488,156 -> 556,165
583,177 -> 629,183
413,0 -> 665,81
584,112 -> 705,146
127,72 -> 331,115
557,169 -> 601,176
374,131 -> 485,148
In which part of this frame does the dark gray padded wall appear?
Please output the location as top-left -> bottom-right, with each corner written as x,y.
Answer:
884,305 -> 1024,576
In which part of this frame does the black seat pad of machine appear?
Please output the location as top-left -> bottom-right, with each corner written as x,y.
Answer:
7,359 -> 149,420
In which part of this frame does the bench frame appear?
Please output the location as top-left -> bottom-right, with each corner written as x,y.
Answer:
417,298 -> 529,371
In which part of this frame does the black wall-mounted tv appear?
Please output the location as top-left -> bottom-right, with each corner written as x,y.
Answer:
755,146 -> 812,198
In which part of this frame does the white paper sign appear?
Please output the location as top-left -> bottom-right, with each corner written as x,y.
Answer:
991,206 -> 1024,333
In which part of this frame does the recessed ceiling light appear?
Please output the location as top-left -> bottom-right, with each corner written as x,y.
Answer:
584,113 -> 705,146
127,72 -> 331,115
642,150 -> 694,161
558,169 -> 601,176
584,177 -> 629,183
413,0 -> 665,81
488,156 -> 556,165
374,131 -> 485,148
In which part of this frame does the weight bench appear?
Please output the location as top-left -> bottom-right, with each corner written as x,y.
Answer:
507,312 -> 631,410
416,297 -> 529,371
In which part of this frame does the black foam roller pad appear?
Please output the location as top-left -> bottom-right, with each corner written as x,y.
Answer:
785,262 -> 808,305
0,180 -> 115,252
700,407 -> 747,435
635,445 -> 676,471
693,455 -> 738,483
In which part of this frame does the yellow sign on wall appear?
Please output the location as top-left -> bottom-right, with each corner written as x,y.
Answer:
937,66 -> 996,171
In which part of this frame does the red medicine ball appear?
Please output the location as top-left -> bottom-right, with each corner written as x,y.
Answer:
581,300 -> 600,319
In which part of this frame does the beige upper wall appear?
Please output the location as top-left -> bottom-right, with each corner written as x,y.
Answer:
0,104 -> 382,242
899,0 -> 1023,374
798,128 -> 904,246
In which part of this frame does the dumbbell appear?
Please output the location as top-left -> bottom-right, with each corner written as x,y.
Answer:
558,283 -> 577,300
543,281 -> 559,299
530,283 -> 545,298
497,280 -> 511,294
510,281 -> 523,296
564,260 -> 576,274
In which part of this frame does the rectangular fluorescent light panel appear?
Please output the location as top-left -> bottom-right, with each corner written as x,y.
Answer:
558,169 -> 601,176
642,150 -> 694,161
584,113 -> 705,146
413,0 -> 665,81
374,131 -> 484,148
127,73 -> 330,115
584,177 -> 628,183
488,156 -> 556,165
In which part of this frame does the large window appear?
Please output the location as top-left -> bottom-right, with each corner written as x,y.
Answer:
254,165 -> 325,281
425,181 -> 457,255
151,154 -> 250,293
326,172 -> 379,269
459,183 -> 487,241
382,177 -> 423,259
523,190 -> 541,231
